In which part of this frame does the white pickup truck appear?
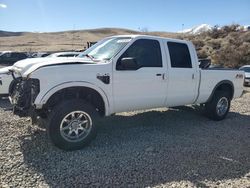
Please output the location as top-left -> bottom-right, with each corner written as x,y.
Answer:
8,35 -> 244,150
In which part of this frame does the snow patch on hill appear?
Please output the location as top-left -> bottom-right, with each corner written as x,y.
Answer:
178,24 -> 213,34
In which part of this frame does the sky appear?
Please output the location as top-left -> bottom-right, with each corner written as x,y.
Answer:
0,0 -> 250,32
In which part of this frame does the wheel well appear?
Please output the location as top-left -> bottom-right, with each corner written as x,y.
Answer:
45,87 -> 105,116
214,82 -> 234,100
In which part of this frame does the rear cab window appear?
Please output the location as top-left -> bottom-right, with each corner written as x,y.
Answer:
167,42 -> 192,68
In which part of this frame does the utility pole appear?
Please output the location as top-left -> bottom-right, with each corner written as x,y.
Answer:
72,24 -> 76,51
182,24 -> 184,38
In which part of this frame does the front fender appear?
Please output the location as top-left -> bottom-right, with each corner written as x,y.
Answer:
34,81 -> 110,116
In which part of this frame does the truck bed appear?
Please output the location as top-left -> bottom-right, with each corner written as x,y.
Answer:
196,69 -> 244,104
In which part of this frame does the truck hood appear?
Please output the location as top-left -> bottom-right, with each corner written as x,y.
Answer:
11,57 -> 97,77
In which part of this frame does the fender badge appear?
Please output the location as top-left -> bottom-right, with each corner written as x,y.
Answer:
97,73 -> 110,84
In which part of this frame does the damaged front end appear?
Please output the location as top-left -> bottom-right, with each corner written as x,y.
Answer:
10,78 -> 40,117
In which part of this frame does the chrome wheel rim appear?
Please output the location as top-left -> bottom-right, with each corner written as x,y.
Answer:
60,111 -> 92,142
216,97 -> 229,116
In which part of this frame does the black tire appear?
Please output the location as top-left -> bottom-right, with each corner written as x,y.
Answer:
205,91 -> 231,121
47,99 -> 99,151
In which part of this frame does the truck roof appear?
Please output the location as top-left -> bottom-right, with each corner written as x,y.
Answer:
109,34 -> 190,44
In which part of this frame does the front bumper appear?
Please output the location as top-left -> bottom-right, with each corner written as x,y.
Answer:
10,78 -> 40,117
244,78 -> 250,86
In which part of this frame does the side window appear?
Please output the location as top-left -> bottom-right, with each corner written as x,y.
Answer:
117,39 -> 162,70
2,53 -> 11,58
167,42 -> 192,68
10,53 -> 19,58
19,53 -> 27,59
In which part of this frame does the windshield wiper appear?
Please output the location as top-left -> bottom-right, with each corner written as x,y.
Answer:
83,54 -> 100,62
85,54 -> 95,61
81,54 -> 103,62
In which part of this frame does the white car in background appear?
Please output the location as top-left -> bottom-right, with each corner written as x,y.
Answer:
0,66 -> 13,97
239,65 -> 250,86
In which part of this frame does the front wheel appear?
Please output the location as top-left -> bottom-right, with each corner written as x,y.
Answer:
205,91 -> 231,121
47,99 -> 99,151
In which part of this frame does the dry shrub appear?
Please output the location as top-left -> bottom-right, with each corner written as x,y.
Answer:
197,48 -> 209,59
211,42 -> 250,68
208,39 -> 221,50
192,39 -> 204,50
187,24 -> 250,68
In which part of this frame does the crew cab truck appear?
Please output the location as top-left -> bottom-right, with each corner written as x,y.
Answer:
9,35 -> 244,150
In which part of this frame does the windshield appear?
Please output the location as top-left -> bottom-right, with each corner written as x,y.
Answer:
240,67 -> 250,72
78,37 -> 131,61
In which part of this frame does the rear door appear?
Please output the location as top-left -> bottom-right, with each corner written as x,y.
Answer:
165,41 -> 198,106
112,38 -> 168,113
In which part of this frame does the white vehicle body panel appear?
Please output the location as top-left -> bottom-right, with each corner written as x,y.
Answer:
112,66 -> 168,113
246,72 -> 250,78
0,66 -> 13,95
239,65 -> 250,86
30,63 -> 113,115
48,52 -> 80,58
13,57 -> 92,77
196,70 -> 244,103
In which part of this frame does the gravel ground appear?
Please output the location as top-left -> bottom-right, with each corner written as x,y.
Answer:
0,89 -> 250,188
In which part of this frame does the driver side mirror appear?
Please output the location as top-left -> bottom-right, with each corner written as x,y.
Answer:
118,57 -> 139,70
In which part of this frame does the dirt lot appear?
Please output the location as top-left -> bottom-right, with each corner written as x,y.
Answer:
0,88 -> 250,188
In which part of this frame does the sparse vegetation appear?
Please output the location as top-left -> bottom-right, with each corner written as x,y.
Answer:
184,24 -> 250,68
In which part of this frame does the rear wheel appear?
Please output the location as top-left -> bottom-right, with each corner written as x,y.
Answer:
47,99 -> 99,150
205,91 -> 231,121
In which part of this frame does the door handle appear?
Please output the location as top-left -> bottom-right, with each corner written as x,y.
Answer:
162,73 -> 165,80
156,73 -> 166,80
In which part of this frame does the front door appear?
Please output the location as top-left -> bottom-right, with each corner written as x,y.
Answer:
112,38 -> 168,113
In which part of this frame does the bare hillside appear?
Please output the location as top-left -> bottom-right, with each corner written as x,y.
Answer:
0,28 -> 177,52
